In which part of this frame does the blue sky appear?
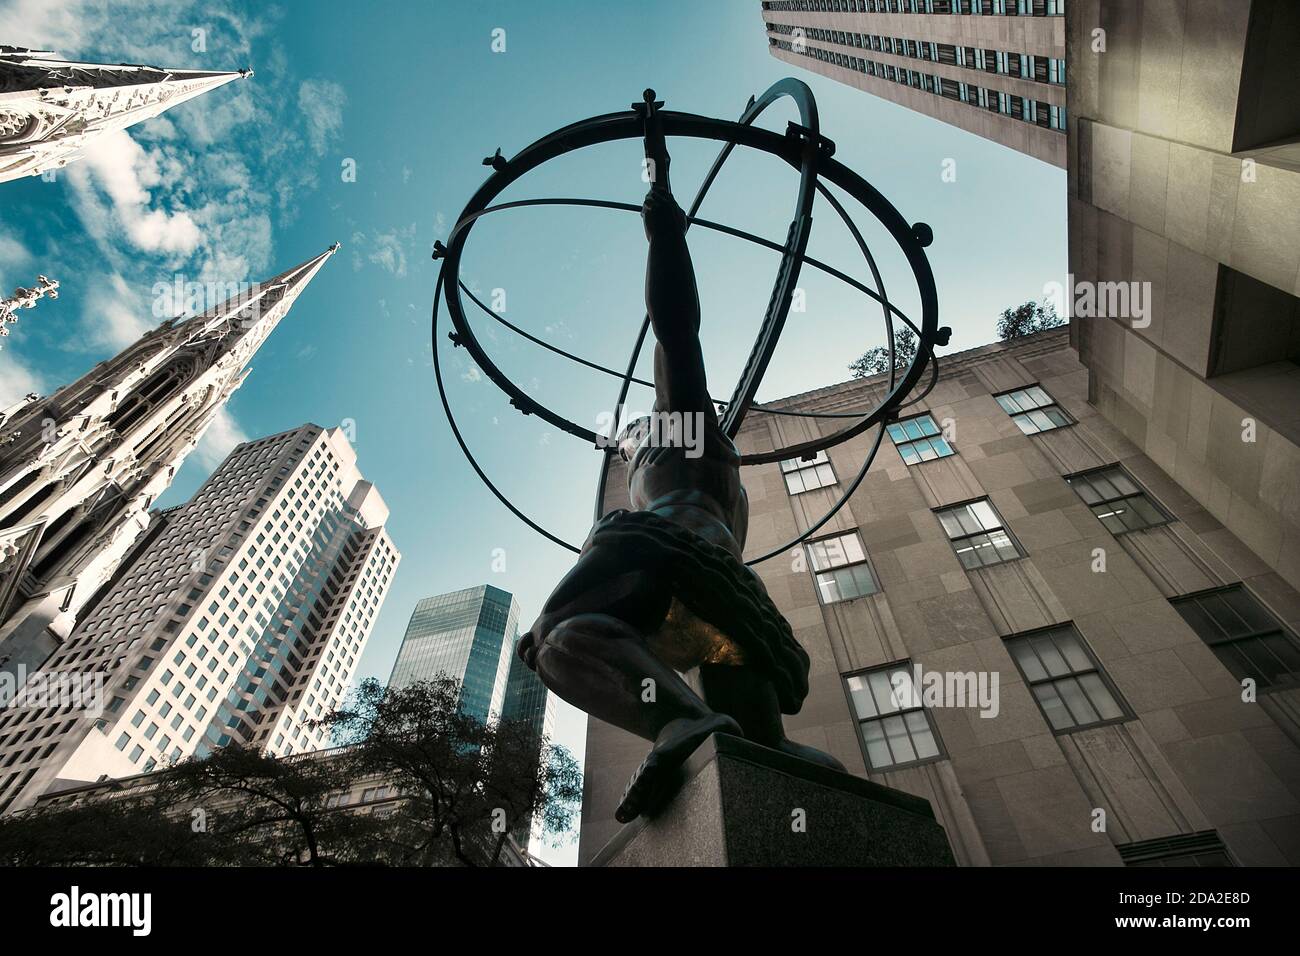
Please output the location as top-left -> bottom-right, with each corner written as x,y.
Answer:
0,0 -> 1065,864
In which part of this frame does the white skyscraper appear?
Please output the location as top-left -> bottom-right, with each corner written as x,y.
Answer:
0,245 -> 339,697
0,422 -> 399,813
0,45 -> 250,184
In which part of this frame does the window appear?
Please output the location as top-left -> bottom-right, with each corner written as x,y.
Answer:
1006,625 -> 1129,732
1118,831 -> 1234,868
845,664 -> 943,771
780,450 -> 837,494
996,385 -> 1070,434
887,414 -> 953,464
1173,586 -> 1300,691
936,499 -> 1022,569
1067,466 -> 1169,534
807,531 -> 880,603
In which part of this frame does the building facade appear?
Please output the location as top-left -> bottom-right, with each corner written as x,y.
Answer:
0,246 -> 338,697
760,0 -> 1067,168
1066,0 -> 1300,600
387,585 -> 523,726
0,46 -> 250,184
0,422 -> 399,813
579,328 -> 1300,866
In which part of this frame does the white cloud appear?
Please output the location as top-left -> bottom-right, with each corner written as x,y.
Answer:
0,233 -> 33,273
84,272 -> 153,350
351,224 -> 416,278
0,0 -> 96,52
69,130 -> 203,258
193,406 -> 249,471
0,350 -> 46,407
298,79 -> 346,153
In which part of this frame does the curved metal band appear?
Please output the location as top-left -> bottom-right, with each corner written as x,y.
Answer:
457,218 -> 925,420
439,103 -> 939,458
448,196 -> 932,431
434,81 -> 940,563
431,271 -> 581,553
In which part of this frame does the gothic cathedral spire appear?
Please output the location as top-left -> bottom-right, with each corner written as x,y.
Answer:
0,244 -> 338,689
0,46 -> 251,184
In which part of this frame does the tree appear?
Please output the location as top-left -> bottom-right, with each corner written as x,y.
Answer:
163,744 -> 387,866
0,745 -> 389,867
996,298 -> 1064,341
0,676 -> 579,867
849,326 -> 918,379
0,787 -> 212,867
317,677 -> 582,867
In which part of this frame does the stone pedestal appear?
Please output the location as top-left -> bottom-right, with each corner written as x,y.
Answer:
588,733 -> 956,867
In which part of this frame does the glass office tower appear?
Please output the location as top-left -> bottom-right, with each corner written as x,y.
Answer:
387,584 -> 523,726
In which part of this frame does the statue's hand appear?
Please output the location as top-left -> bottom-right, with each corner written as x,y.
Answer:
642,186 -> 687,241
517,629 -> 541,670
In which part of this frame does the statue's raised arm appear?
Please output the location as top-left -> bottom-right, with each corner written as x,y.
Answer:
634,88 -> 713,422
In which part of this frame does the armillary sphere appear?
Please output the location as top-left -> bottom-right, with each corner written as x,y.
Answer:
432,78 -> 948,565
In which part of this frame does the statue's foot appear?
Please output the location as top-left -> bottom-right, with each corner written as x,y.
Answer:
775,737 -> 848,773
615,713 -> 742,824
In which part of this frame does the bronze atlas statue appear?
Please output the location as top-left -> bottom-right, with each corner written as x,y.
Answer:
432,82 -> 947,825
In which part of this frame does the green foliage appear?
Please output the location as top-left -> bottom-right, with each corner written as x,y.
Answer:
849,326 -> 918,379
0,676 -> 581,867
318,677 -> 582,866
0,788 -> 209,866
996,299 -> 1064,341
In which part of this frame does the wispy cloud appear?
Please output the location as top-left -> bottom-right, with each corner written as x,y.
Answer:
350,224 -> 417,278
193,406 -> 250,471
2,1 -> 346,371
0,351 -> 46,407
0,232 -> 33,273
67,130 -> 204,259
298,79 -> 347,154
84,272 -> 153,351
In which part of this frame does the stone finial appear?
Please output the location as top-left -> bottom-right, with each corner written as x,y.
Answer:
0,275 -> 59,349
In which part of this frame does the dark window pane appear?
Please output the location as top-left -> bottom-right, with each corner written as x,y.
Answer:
1055,675 -> 1100,726
882,714 -> 917,764
1078,672 -> 1124,720
1030,634 -> 1071,677
1032,683 -> 1074,730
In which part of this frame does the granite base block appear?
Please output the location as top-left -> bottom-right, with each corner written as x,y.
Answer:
589,734 -> 956,867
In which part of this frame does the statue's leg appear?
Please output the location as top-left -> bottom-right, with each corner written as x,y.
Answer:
535,612 -> 741,823
698,663 -> 847,773
535,612 -> 715,742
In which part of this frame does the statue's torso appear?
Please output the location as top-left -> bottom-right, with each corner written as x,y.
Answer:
626,415 -> 748,560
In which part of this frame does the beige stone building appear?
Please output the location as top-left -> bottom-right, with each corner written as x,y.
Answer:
579,328 -> 1300,866
0,422 -> 399,814
1066,0 -> 1300,601
760,0 -> 1067,168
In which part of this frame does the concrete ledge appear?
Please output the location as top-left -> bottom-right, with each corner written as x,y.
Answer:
589,734 -> 956,867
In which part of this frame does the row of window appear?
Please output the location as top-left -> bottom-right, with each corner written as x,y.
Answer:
796,482 -> 1167,604
847,583 -> 1300,775
771,37 -> 1068,132
780,382 -> 1300,772
767,22 -> 1066,87
783,383 -> 1071,496
762,1 -> 1065,15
